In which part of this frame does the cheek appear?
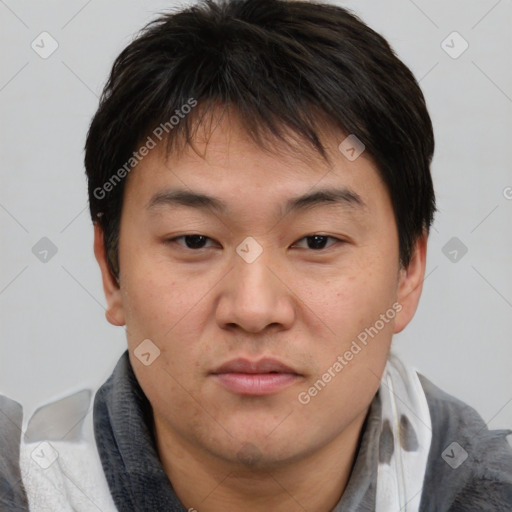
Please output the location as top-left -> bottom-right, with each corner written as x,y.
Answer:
133,351 -> 213,445
121,254 -> 196,337
301,260 -> 397,334
121,260 -> 218,386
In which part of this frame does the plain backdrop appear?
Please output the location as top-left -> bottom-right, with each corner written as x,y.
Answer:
1,0 -> 511,431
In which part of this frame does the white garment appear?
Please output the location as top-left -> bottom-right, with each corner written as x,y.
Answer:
19,400 -> 117,512
376,353 -> 432,511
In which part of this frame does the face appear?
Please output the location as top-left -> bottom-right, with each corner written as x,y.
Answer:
95,110 -> 426,471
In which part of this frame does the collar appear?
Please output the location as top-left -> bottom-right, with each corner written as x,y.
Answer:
93,351 -> 185,511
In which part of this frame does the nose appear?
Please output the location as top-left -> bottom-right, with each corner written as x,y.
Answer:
215,245 -> 296,334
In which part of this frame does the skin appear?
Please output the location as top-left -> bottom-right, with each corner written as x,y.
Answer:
94,108 -> 427,512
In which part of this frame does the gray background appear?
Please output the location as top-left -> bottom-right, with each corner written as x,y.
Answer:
1,0 -> 511,431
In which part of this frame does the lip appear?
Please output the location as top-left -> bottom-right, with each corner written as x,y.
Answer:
212,358 -> 298,375
210,358 -> 302,396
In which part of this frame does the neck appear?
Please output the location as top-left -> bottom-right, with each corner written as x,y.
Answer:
154,408 -> 369,512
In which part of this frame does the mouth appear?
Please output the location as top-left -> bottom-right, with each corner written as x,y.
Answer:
210,358 -> 303,396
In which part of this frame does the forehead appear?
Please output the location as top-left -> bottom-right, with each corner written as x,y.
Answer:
123,110 -> 388,219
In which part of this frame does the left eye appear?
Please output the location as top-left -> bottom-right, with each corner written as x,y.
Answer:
292,234 -> 340,250
166,234 -> 341,251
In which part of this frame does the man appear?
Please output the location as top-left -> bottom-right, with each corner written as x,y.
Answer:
1,0 -> 511,510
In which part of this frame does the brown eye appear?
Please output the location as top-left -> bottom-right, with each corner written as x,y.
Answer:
293,235 -> 340,250
167,235 -> 216,249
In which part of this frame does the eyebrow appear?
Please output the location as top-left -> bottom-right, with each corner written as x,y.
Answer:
146,187 -> 366,216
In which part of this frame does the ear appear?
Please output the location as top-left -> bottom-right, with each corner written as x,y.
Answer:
394,231 -> 428,334
93,222 -> 126,327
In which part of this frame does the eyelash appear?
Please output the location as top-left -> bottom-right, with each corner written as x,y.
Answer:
165,234 -> 344,251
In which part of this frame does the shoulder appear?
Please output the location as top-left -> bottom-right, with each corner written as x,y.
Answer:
418,374 -> 512,512
1,390 -> 117,512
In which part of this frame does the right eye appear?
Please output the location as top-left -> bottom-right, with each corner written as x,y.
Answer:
165,234 -> 218,250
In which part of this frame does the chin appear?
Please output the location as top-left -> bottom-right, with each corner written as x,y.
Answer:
201,426 -> 308,470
